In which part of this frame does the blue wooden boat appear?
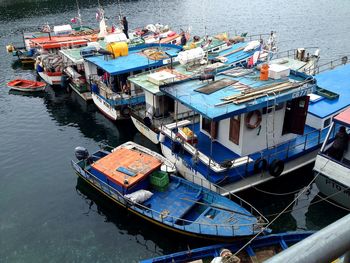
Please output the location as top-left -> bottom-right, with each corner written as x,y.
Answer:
157,58 -> 350,195
140,231 -> 314,263
71,141 -> 268,240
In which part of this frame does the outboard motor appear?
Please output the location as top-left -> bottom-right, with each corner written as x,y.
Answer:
75,146 -> 89,160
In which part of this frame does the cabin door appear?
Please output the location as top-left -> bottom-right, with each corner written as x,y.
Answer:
282,96 -> 310,135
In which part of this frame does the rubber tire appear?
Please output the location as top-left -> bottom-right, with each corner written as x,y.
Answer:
269,159 -> 284,177
254,157 -> 268,173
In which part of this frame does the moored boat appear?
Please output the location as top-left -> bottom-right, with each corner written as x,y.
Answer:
83,43 -> 183,121
71,141 -> 268,240
157,58 -> 350,195
313,107 -> 350,209
128,32 -> 274,144
140,231 -> 314,263
7,79 -> 46,92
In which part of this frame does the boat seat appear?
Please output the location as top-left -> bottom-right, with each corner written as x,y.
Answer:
143,189 -> 202,223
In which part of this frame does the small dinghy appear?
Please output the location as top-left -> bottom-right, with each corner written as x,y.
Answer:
7,79 -> 46,92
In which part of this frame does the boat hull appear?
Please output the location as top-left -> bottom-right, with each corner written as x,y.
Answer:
130,114 -> 159,144
160,142 -> 319,194
73,163 -> 258,241
38,71 -> 62,86
71,142 -> 266,240
7,79 -> 46,92
314,154 -> 350,209
140,231 -> 315,263
92,92 -> 121,121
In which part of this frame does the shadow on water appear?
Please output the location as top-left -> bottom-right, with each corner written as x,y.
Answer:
40,86 -> 137,145
75,176 -> 215,256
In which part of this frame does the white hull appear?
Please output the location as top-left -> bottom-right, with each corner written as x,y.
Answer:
92,92 -> 119,121
315,173 -> 350,209
38,72 -> 61,86
161,143 -> 319,195
314,154 -> 350,209
130,115 -> 159,144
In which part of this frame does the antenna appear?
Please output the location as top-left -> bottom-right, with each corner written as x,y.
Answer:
76,0 -> 82,27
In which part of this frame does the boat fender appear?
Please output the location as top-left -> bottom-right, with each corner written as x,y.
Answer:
120,106 -> 131,118
253,157 -> 268,173
221,160 -> 233,169
245,110 -> 262,129
269,159 -> 284,177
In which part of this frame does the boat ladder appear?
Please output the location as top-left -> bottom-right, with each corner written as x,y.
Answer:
265,91 -> 277,151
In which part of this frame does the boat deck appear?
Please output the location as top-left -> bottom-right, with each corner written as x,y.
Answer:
91,147 -> 161,187
186,123 -> 328,164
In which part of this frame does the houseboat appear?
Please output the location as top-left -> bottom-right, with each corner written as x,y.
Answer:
157,59 -> 350,194
71,141 -> 268,240
128,34 -> 273,144
82,42 -> 183,121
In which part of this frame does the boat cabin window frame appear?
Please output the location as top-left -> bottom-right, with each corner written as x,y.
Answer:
229,115 -> 241,145
202,117 -> 218,139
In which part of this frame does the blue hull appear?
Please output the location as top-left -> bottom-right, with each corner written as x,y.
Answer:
140,231 -> 314,262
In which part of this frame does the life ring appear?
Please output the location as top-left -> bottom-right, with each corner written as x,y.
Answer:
268,159 -> 284,177
254,157 -> 268,173
245,110 -> 262,129
120,106 -> 130,118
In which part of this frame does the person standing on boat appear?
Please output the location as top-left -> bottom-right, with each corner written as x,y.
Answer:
328,126 -> 349,161
121,16 -> 129,39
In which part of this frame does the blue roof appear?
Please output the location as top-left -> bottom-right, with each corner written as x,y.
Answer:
85,43 -> 182,75
160,69 -> 315,121
308,64 -> 350,118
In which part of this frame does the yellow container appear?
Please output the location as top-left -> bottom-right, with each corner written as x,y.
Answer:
106,42 -> 128,58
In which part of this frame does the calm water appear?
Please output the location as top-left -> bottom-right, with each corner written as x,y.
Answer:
0,0 -> 349,262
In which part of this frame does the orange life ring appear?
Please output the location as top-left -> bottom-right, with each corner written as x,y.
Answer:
245,110 -> 262,129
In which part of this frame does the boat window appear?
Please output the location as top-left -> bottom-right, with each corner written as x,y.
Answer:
202,117 -> 218,139
229,115 -> 240,144
324,118 -> 331,128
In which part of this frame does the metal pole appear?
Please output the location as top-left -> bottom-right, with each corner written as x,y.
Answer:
264,213 -> 350,263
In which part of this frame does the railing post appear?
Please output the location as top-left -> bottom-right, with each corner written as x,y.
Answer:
304,134 -> 308,150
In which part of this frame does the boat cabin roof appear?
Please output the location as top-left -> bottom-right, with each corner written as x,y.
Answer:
160,68 -> 315,121
308,64 -> 350,118
60,41 -> 107,64
91,147 -> 161,187
29,35 -> 94,49
128,42 -> 261,95
333,107 -> 350,127
84,43 -> 182,76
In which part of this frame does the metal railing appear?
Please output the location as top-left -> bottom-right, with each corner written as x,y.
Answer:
71,160 -> 266,236
313,56 -> 350,74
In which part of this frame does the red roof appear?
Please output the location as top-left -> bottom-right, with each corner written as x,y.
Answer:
29,35 -> 97,49
334,107 -> 350,126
